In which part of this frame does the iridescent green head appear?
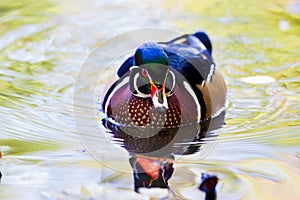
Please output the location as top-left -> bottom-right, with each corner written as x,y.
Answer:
130,43 -> 175,111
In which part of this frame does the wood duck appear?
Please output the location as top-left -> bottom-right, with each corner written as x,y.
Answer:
101,32 -> 225,196
102,31 -> 226,132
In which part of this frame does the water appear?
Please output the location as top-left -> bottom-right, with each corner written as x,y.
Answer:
0,0 -> 300,199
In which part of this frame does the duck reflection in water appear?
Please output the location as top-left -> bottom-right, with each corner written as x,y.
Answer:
129,154 -> 174,192
102,31 -> 226,199
103,111 -> 224,199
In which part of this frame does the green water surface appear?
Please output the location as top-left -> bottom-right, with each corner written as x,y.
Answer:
0,0 -> 299,199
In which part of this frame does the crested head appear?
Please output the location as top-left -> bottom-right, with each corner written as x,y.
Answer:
132,42 -> 170,87
134,43 -> 169,85
134,42 -> 168,66
130,43 -> 174,111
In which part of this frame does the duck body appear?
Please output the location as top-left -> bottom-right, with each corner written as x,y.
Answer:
101,32 -> 226,193
103,32 -> 226,128
102,31 -> 226,156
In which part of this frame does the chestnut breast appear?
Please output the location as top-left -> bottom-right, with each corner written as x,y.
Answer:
105,79 -> 199,129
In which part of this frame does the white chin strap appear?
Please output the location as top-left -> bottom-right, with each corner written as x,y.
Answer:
152,89 -> 168,111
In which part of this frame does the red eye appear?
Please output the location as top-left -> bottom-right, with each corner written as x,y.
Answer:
141,68 -> 148,78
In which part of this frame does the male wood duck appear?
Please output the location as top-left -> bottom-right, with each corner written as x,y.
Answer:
101,31 -> 225,196
102,31 -> 226,132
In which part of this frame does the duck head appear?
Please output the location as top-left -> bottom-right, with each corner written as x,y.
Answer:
129,43 -> 175,112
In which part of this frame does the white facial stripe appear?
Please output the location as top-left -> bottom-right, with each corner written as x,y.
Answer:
133,72 -> 140,94
183,81 -> 201,121
162,89 -> 168,109
133,72 -> 150,98
151,87 -> 168,110
129,66 -> 139,71
169,70 -> 176,91
104,76 -> 129,113
152,70 -> 170,110
164,70 -> 175,97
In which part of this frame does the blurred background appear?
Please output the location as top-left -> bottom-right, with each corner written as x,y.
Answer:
0,0 -> 299,199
